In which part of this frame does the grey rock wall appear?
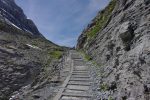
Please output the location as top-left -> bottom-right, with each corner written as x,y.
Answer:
77,0 -> 150,99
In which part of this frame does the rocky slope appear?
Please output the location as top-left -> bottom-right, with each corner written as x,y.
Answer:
77,0 -> 150,99
0,0 -> 66,99
0,0 -> 42,36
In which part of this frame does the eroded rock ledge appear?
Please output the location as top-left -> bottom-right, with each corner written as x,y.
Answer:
77,0 -> 150,99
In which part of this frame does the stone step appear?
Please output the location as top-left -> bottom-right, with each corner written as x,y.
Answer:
73,70 -> 89,73
72,72 -> 88,74
64,88 -> 88,91
62,92 -> 92,98
64,89 -> 87,93
72,73 -> 89,76
70,78 -> 91,81
71,75 -> 90,78
67,85 -> 89,91
74,66 -> 88,70
61,96 -> 88,100
68,81 -> 91,86
73,70 -> 88,72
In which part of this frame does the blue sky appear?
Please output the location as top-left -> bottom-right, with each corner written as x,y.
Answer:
15,0 -> 110,47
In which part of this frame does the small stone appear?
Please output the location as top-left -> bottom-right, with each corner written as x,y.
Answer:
32,94 -> 41,99
7,68 -> 13,72
97,88 -> 101,91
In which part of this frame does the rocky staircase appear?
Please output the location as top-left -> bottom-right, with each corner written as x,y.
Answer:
54,50 -> 93,100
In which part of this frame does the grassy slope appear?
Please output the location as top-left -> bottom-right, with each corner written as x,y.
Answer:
78,0 -> 117,61
85,0 -> 116,40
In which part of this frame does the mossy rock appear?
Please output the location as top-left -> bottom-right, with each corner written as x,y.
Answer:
49,50 -> 63,59
86,0 -> 117,39
100,83 -> 109,91
108,96 -> 114,100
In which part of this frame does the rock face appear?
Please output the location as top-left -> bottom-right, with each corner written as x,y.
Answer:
0,31 -> 66,99
0,0 -> 42,36
77,0 -> 150,99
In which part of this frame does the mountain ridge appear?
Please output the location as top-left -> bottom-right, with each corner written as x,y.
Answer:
0,0 -> 43,36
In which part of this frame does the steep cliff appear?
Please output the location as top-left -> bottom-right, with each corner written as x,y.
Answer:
0,0 -> 42,36
77,0 -> 150,99
0,0 -> 66,99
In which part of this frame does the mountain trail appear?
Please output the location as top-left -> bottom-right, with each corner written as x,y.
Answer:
53,50 -> 95,100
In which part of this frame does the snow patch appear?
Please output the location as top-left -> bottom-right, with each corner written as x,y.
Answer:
24,29 -> 33,35
26,44 -> 41,50
10,22 -> 22,30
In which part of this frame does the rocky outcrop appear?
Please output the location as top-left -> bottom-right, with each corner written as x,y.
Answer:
77,0 -> 150,99
0,29 -> 67,99
0,0 -> 42,36
0,30 -> 66,99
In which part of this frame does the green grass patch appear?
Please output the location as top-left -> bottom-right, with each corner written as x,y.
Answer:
100,83 -> 109,91
78,50 -> 104,69
108,96 -> 114,100
49,50 -> 63,59
84,54 -> 92,61
78,50 -> 92,61
86,0 -> 117,39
